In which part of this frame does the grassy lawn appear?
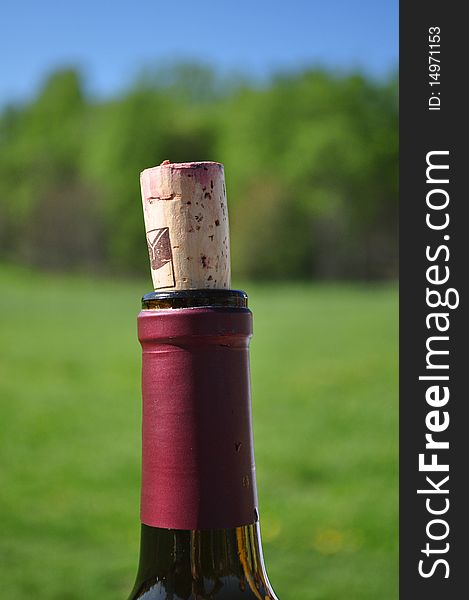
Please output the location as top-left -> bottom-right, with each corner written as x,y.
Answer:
0,266 -> 397,599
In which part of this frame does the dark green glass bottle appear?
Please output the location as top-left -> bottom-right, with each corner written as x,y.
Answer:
128,290 -> 278,600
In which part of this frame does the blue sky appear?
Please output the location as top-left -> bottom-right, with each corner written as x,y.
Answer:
1,0 -> 397,106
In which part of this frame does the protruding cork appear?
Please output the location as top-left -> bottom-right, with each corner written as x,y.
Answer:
140,161 -> 231,290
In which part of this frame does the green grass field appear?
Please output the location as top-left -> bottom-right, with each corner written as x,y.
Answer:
0,266 -> 397,599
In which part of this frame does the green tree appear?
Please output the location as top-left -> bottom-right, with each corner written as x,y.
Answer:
0,65 -> 397,280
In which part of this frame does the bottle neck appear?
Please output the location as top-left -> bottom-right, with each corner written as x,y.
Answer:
130,523 -> 275,599
138,292 -> 256,531
131,289 -> 278,599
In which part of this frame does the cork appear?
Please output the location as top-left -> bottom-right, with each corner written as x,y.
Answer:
140,161 -> 231,290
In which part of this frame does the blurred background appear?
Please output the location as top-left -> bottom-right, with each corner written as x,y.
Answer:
0,1 -> 398,599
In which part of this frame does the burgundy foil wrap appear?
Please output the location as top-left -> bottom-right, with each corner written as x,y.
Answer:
138,307 -> 258,530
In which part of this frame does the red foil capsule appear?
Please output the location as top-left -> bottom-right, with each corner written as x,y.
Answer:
138,307 -> 258,530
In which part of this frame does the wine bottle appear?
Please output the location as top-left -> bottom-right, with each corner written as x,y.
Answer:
128,162 -> 279,600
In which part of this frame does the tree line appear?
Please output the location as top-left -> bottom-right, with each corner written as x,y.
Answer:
0,64 -> 397,280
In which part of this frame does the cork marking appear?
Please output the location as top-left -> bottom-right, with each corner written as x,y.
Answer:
146,227 -> 176,289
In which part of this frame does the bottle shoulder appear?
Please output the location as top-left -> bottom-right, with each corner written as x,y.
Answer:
128,521 -> 278,600
129,576 -> 277,599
